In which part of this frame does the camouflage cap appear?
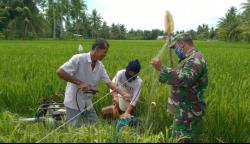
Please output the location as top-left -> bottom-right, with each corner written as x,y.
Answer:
169,33 -> 192,48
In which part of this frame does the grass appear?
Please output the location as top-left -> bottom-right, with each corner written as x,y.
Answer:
0,40 -> 249,142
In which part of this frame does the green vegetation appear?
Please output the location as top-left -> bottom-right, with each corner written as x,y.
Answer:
0,0 -> 250,41
0,40 -> 249,142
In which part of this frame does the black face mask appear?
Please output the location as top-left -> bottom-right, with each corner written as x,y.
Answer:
125,70 -> 137,82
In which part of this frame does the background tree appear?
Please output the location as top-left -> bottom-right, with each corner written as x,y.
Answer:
239,0 -> 250,42
0,0 -> 48,39
196,24 -> 209,40
0,0 -> 249,42
217,7 -> 241,41
99,21 -> 110,39
89,9 -> 102,38
127,29 -> 144,40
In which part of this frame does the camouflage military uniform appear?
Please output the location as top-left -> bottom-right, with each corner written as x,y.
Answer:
159,48 -> 208,141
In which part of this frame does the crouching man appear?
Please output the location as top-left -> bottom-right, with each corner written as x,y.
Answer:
102,59 -> 143,119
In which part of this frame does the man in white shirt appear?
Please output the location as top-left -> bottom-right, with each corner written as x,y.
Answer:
109,59 -> 142,118
56,38 -> 131,127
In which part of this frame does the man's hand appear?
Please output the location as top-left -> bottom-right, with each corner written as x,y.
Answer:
111,90 -> 118,97
151,58 -> 164,71
123,93 -> 131,102
120,112 -> 131,118
78,82 -> 90,92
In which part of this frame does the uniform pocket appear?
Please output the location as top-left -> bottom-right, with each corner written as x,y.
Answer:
191,102 -> 204,117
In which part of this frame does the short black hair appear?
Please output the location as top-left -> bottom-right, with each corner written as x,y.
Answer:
92,38 -> 109,49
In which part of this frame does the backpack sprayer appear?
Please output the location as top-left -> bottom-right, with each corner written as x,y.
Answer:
19,102 -> 66,126
19,89 -> 99,126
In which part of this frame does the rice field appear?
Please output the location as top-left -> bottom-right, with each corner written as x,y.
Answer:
0,40 -> 249,142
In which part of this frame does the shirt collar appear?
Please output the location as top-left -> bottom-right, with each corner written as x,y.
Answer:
87,52 -> 100,65
87,52 -> 92,63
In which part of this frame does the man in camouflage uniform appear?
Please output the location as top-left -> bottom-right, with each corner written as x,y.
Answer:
151,33 -> 208,143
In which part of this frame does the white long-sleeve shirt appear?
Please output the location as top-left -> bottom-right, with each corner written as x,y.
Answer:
110,69 -> 142,111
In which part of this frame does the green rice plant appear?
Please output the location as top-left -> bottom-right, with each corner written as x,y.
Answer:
0,40 -> 249,142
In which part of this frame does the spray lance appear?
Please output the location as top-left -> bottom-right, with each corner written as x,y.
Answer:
150,10 -> 175,107
115,11 -> 175,143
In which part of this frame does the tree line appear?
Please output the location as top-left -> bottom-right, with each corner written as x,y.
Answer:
0,0 -> 249,42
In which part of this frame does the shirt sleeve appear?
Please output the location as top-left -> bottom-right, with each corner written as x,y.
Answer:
100,64 -> 111,84
130,80 -> 142,106
60,55 -> 79,75
110,72 -> 119,93
159,58 -> 203,87
112,72 -> 119,84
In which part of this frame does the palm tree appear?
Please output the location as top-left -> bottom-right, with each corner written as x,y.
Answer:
110,23 -> 120,39
70,0 -> 87,35
0,0 -> 47,39
47,0 -> 57,38
240,0 -> 250,42
196,24 -> 209,40
44,0 -> 87,38
217,7 -> 241,41
241,0 -> 250,10
119,24 -> 127,39
100,21 -> 110,39
90,9 -> 102,38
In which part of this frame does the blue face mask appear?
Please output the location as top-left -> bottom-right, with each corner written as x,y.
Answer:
175,47 -> 186,59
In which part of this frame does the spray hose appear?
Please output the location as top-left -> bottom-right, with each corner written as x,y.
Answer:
36,41 -> 168,143
75,88 -> 99,113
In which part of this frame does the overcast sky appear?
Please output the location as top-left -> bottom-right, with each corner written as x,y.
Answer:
85,0 -> 246,31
